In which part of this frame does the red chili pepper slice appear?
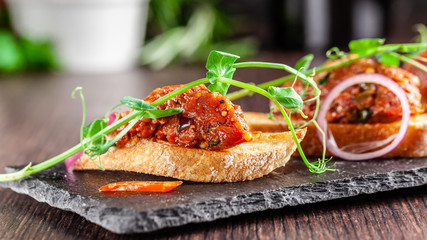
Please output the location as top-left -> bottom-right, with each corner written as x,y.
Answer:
99,181 -> 183,192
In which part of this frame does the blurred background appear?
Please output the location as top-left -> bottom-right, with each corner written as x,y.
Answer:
0,0 -> 426,162
0,0 -> 426,74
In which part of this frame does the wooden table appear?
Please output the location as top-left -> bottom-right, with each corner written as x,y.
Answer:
0,63 -> 426,239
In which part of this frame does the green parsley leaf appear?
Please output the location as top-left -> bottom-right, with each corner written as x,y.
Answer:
268,86 -> 303,109
120,96 -> 156,111
206,50 -> 240,95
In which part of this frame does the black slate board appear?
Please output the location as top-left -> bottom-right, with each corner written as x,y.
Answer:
1,157 -> 427,234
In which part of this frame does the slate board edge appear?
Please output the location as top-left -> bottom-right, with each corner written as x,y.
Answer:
0,167 -> 426,234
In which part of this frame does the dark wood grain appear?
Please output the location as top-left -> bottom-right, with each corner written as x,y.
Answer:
0,62 -> 426,239
0,185 -> 425,240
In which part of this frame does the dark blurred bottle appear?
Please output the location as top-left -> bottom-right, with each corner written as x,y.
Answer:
274,0 -> 391,52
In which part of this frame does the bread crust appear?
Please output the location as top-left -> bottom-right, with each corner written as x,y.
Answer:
74,130 -> 306,182
244,112 -> 427,158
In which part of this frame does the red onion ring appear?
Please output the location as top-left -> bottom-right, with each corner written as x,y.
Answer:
65,112 -> 117,170
65,151 -> 83,170
316,73 -> 410,160
107,112 -> 117,126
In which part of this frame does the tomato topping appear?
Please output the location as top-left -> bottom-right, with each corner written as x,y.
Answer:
111,84 -> 252,150
279,58 -> 423,124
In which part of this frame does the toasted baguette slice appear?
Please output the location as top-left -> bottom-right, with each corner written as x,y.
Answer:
74,130 -> 306,182
244,112 -> 427,158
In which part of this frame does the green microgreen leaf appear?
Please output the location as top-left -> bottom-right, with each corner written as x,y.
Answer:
377,52 -> 400,66
268,86 -> 303,109
120,96 -> 183,119
349,38 -> 385,55
120,96 -> 156,111
82,119 -> 108,139
206,50 -> 240,95
295,54 -> 314,71
142,108 -> 183,118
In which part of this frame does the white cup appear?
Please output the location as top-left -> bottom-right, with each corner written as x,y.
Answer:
6,0 -> 149,74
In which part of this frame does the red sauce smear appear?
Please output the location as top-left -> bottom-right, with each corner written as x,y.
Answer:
112,84 -> 252,150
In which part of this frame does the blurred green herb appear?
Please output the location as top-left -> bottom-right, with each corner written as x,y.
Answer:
294,54 -> 314,71
0,30 -> 58,73
0,5 -> 58,73
141,0 -> 257,70
347,38 -> 425,67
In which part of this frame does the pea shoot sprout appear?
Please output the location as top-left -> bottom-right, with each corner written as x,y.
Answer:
0,50 -> 338,182
3,35 -> 427,182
